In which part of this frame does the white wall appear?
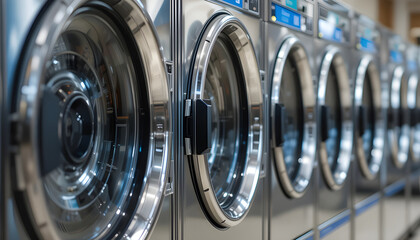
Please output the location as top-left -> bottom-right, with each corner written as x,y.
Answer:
341,0 -> 379,21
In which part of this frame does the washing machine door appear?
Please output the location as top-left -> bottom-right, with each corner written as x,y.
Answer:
317,48 -> 353,190
271,37 -> 316,199
354,57 -> 384,180
408,74 -> 420,162
9,0 -> 171,239
388,66 -> 410,168
184,14 -> 263,229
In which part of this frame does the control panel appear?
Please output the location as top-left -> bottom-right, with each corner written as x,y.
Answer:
270,0 -> 314,34
356,16 -> 380,53
388,35 -> 404,64
215,0 -> 260,14
318,1 -> 350,43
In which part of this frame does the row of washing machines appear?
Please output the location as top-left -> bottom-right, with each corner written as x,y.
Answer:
1,0 -> 420,239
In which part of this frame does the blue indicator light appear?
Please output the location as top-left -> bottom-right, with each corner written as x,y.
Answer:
221,0 -> 243,8
273,4 -> 301,30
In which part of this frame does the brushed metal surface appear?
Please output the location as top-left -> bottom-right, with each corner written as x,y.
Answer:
180,0 -> 265,239
266,19 -> 317,239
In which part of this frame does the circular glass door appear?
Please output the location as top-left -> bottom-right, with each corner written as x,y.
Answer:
317,49 -> 353,190
388,66 -> 410,168
354,57 -> 384,180
185,14 -> 263,228
408,74 -> 420,162
271,37 -> 316,199
10,1 -> 170,239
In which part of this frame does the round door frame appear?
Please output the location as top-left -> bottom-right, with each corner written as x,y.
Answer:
185,13 -> 263,228
10,0 -> 171,239
354,56 -> 384,180
317,47 -> 353,191
408,73 -> 420,163
388,65 -> 410,169
271,36 -> 316,199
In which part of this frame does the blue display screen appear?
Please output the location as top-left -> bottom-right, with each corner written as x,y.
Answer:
408,60 -> 417,71
221,0 -> 243,8
274,4 -> 301,29
360,37 -> 376,53
318,19 -> 342,42
390,50 -> 403,63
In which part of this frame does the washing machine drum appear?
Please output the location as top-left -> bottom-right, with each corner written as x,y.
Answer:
317,50 -> 352,190
354,58 -> 384,180
388,66 -> 410,168
185,14 -> 263,229
10,1 -> 170,239
271,37 -> 316,199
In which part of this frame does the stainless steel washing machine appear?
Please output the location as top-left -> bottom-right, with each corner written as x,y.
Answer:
314,1 -> 353,239
264,0 -> 317,239
405,42 -> 420,233
179,1 -> 264,239
3,0 -> 172,239
350,14 -> 385,240
380,29 -> 410,240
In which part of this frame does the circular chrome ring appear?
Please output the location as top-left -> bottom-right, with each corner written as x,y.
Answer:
188,14 -> 263,228
271,36 -> 316,198
408,74 -> 420,162
354,57 -> 384,180
388,66 -> 410,168
317,47 -> 353,190
12,0 -> 170,239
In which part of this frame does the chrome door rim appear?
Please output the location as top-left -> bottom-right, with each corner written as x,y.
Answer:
354,57 -> 384,180
317,47 -> 353,190
271,36 -> 316,198
408,74 -> 420,162
388,66 -> 410,168
10,0 -> 170,239
186,13 -> 263,228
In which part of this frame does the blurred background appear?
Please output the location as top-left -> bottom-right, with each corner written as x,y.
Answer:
342,0 -> 420,44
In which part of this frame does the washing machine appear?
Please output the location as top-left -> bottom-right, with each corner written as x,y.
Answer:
179,1 -> 264,239
350,14 -> 385,240
3,0 -> 172,239
313,1 -> 353,239
264,0 -> 317,239
406,42 -> 420,233
381,29 -> 410,240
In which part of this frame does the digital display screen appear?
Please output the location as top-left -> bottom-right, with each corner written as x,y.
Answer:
221,0 -> 243,8
390,50 -> 403,63
359,37 -> 376,52
318,19 -> 342,42
273,4 -> 301,29
285,0 -> 298,10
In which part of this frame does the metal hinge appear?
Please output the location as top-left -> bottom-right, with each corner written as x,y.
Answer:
184,99 -> 192,156
165,60 -> 174,98
164,156 -> 174,196
164,60 -> 174,196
